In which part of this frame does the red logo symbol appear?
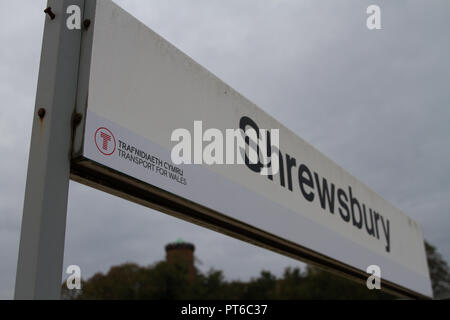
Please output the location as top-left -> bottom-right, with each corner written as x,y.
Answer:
95,127 -> 116,155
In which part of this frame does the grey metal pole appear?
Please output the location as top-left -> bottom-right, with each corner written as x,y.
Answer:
14,0 -> 84,299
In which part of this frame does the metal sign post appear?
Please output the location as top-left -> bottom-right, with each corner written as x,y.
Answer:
15,0 -> 84,299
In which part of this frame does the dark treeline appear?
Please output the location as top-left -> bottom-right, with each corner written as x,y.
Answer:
62,263 -> 392,300
62,241 -> 450,300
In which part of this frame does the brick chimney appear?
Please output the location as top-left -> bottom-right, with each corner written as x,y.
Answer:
165,240 -> 195,282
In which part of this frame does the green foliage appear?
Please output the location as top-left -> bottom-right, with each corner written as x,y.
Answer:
295,266 -> 391,299
63,240 -> 450,300
425,241 -> 450,298
62,263 -> 391,300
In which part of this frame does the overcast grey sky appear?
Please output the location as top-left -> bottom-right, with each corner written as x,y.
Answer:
1,0 -> 449,299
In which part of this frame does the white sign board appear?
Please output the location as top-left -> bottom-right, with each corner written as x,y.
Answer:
73,0 -> 432,298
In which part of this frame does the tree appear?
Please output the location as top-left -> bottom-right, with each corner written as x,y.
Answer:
289,265 -> 392,300
62,240 -> 450,299
242,271 -> 277,299
425,241 -> 450,298
62,261 -> 197,300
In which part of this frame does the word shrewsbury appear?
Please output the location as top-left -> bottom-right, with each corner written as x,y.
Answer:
240,116 -> 391,253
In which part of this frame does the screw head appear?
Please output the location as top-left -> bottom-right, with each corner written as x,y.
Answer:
73,113 -> 83,125
44,7 -> 56,20
83,19 -> 91,29
37,108 -> 46,119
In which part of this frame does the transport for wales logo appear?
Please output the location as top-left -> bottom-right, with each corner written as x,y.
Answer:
95,127 -> 116,156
